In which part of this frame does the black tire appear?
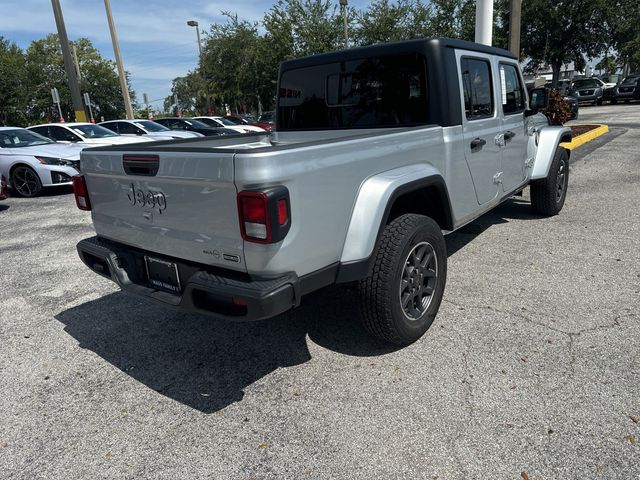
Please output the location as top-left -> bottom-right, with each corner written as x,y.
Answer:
596,98 -> 603,106
530,147 -> 569,216
358,214 -> 447,345
11,165 -> 42,198
611,98 -> 617,104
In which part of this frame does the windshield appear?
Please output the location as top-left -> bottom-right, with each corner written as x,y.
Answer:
621,76 -> 639,85
572,79 -> 598,89
71,124 -> 119,138
224,116 -> 242,125
259,111 -> 275,122
0,129 -> 54,148
134,120 -> 170,132
183,119 -> 211,129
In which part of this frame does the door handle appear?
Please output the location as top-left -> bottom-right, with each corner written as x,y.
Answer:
504,131 -> 516,141
470,138 -> 486,152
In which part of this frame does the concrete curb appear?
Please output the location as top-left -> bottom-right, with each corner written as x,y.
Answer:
561,124 -> 609,150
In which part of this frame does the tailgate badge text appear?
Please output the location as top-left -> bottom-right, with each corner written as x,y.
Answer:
128,183 -> 167,214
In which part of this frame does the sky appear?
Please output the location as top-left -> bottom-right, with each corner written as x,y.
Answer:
0,0 -> 370,109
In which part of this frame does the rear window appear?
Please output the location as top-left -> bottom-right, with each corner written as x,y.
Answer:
278,53 -> 428,130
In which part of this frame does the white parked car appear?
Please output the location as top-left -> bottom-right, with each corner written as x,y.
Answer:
0,127 -> 84,197
27,122 -> 155,146
99,119 -> 204,140
193,116 -> 264,133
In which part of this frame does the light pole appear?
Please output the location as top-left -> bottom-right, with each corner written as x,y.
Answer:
475,0 -> 494,46
339,0 -> 349,49
51,0 -> 86,122
187,20 -> 212,115
104,0 -> 134,119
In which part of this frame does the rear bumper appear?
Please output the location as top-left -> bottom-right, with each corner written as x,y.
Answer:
77,236 -> 300,321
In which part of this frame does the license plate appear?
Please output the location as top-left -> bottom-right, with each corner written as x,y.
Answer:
145,256 -> 181,294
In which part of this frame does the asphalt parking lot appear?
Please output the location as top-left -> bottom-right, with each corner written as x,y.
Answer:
1,105 -> 639,479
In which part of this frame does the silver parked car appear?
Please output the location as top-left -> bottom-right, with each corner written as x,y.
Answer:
99,119 -> 204,139
27,123 -> 155,146
0,127 -> 83,197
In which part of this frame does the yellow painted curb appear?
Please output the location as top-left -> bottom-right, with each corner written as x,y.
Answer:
560,124 -> 609,150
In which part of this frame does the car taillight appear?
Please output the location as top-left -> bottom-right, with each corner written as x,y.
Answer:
72,175 -> 91,211
238,187 -> 291,244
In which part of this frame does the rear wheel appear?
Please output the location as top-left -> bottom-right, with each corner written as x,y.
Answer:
358,214 -> 447,345
11,166 -> 42,198
530,147 -> 569,216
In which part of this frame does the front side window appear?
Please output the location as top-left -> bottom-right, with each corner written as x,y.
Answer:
278,53 -> 428,130
461,57 -> 494,120
499,63 -> 525,114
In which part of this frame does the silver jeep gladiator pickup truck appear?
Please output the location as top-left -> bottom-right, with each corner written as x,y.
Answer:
74,38 -> 570,345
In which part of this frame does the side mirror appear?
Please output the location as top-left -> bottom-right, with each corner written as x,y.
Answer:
530,87 -> 549,110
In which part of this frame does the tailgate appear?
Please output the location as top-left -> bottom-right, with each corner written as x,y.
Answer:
81,148 -> 245,272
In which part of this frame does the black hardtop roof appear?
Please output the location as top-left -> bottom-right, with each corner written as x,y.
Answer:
280,37 -> 516,71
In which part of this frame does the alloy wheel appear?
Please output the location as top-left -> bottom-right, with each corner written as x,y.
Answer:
399,241 -> 438,320
12,167 -> 41,197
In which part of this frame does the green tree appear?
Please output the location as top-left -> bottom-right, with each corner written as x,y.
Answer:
355,0 -> 434,45
24,34 -> 134,124
521,0 -> 606,86
163,71 -> 205,115
74,37 -> 136,121
601,0 -> 640,73
595,56 -> 617,75
264,0 -> 342,57
0,37 -> 27,126
429,0 -> 476,41
199,13 -> 263,113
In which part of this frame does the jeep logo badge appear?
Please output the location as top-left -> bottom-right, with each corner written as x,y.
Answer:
127,183 -> 166,214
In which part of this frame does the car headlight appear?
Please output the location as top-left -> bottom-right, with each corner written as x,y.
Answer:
36,156 -> 66,165
36,156 -> 79,168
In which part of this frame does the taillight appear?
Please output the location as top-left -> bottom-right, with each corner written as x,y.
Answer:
238,187 -> 291,244
72,175 -> 91,211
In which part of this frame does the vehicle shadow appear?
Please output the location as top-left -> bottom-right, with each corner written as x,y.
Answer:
55,197 -> 537,413
0,205 -> 9,212
56,285 -> 396,414
446,197 -> 542,255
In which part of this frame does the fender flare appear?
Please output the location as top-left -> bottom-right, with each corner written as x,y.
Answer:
336,164 -> 452,283
531,126 -> 572,180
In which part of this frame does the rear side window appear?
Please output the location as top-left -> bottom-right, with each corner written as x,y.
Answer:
278,53 -> 428,130
101,122 -> 118,133
461,58 -> 494,120
29,126 -> 51,139
499,63 -> 525,114
50,126 -> 80,142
